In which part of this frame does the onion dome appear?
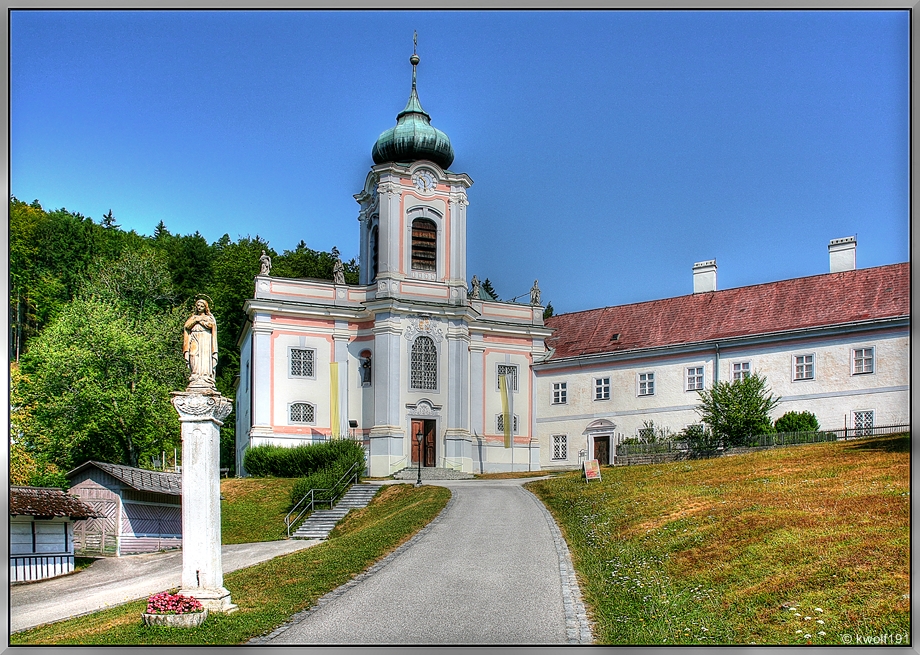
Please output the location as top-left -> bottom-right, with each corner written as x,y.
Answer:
372,48 -> 454,170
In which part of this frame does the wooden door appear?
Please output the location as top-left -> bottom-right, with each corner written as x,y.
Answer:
423,420 -> 436,467
594,436 -> 610,466
411,419 -> 424,464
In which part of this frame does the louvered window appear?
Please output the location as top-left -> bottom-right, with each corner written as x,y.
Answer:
410,336 -> 437,390
371,224 -> 379,280
411,219 -> 437,271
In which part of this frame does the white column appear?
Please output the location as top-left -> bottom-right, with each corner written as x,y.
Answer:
334,321 -> 350,439
171,392 -> 237,614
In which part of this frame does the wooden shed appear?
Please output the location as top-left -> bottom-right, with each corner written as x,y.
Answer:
66,461 -> 182,556
10,486 -> 101,583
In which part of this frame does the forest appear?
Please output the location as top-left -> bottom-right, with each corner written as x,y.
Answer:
9,196 -> 358,486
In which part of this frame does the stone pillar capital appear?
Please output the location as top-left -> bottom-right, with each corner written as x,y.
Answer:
171,391 -> 233,425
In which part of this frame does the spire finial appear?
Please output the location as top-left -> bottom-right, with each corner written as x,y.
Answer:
410,31 -> 420,89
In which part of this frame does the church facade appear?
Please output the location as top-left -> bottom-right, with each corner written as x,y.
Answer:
234,50 -> 909,477
235,50 -> 551,477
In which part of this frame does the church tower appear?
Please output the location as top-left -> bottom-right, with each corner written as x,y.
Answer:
354,43 -> 477,475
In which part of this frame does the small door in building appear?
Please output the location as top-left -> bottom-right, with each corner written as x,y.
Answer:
594,436 -> 610,466
411,419 -> 437,467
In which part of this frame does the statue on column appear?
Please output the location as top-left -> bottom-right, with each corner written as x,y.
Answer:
183,298 -> 219,392
259,250 -> 272,276
530,279 -> 541,306
332,247 -> 345,285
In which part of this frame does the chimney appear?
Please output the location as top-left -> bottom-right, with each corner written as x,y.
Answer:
828,236 -> 856,273
692,260 -> 717,293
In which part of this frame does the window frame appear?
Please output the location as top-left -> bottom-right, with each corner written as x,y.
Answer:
496,363 -> 520,392
289,347 -> 316,379
552,434 -> 568,461
637,372 -> 655,397
732,361 -> 751,381
793,353 -> 816,381
852,409 -> 875,436
594,377 -> 611,401
409,334 -> 439,391
495,413 -> 520,435
552,382 -> 567,405
288,401 -> 317,425
852,347 -> 875,375
686,366 -> 704,391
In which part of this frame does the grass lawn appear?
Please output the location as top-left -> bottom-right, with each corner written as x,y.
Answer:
526,434 -> 910,646
220,476 -> 299,544
12,483 -> 450,645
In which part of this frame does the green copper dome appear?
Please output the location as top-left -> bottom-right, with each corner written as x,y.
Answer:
372,51 -> 454,170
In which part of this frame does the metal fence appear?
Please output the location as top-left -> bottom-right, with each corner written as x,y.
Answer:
615,424 -> 909,457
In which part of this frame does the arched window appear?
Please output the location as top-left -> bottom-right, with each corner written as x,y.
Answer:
370,224 -> 379,280
410,335 -> 437,390
289,402 -> 316,424
411,218 -> 437,272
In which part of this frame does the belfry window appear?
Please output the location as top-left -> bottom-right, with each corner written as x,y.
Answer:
410,335 -> 437,390
411,218 -> 437,271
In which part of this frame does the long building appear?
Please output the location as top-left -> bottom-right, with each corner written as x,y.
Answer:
234,50 -> 909,476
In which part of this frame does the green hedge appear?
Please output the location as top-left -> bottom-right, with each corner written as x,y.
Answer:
243,439 -> 365,479
289,462 -> 356,506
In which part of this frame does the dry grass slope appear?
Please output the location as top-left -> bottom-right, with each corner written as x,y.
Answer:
526,434 -> 910,646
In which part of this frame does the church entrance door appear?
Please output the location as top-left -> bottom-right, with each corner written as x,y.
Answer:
411,419 -> 437,467
594,436 -> 610,465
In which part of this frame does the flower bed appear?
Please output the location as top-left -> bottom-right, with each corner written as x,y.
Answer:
142,593 -> 206,628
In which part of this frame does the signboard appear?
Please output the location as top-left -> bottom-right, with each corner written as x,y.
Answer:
583,459 -> 602,482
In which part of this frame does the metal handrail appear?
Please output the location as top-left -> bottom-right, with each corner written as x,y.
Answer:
284,461 -> 361,537
441,457 -> 462,471
388,455 -> 410,475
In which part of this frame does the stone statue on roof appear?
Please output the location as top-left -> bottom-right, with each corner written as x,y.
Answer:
259,250 -> 272,276
470,275 -> 481,300
530,280 -> 541,306
332,247 -> 345,285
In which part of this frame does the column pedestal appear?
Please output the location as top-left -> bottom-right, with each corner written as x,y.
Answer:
171,391 -> 238,614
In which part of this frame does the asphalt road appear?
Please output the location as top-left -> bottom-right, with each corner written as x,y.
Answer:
256,478 -> 592,645
9,538 -> 319,633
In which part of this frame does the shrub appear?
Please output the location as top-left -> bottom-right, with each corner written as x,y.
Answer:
243,439 -> 365,478
774,411 -> 820,433
695,372 -> 779,448
680,423 -> 720,457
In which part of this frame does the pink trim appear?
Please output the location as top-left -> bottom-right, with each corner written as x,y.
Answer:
271,316 -> 335,328
270,331 -> 335,430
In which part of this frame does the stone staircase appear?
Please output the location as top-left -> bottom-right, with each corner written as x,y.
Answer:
290,483 -> 383,540
392,467 -> 474,481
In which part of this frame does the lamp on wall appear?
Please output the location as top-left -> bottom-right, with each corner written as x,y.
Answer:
416,428 -> 424,486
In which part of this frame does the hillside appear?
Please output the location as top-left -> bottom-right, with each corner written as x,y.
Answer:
527,434 -> 910,645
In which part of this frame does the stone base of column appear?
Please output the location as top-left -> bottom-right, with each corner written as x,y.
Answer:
178,586 -> 238,614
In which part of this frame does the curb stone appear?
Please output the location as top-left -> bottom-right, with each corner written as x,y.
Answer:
521,485 -> 594,644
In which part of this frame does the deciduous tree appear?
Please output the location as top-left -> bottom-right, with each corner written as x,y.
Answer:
695,372 -> 780,448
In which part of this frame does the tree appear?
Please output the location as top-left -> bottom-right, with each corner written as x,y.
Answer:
16,251 -> 187,470
481,278 -> 499,301
695,372 -> 780,448
543,302 -> 554,320
774,411 -> 820,433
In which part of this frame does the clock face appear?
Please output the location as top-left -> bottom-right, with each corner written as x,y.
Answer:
412,170 -> 436,193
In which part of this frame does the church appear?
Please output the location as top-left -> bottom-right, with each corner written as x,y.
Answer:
234,49 -> 909,477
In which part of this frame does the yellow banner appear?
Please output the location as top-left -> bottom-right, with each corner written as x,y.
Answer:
500,373 -> 512,448
330,362 -> 340,440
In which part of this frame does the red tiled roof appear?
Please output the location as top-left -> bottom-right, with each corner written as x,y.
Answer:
545,263 -> 909,360
9,486 -> 102,518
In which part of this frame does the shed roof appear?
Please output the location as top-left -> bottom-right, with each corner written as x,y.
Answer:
66,461 -> 182,496
544,263 -> 909,361
10,486 -> 102,519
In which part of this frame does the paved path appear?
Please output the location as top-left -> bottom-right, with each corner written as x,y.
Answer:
9,539 -> 319,633
255,478 -> 593,645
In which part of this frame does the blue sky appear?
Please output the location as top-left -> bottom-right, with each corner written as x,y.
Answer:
11,10 -> 909,315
